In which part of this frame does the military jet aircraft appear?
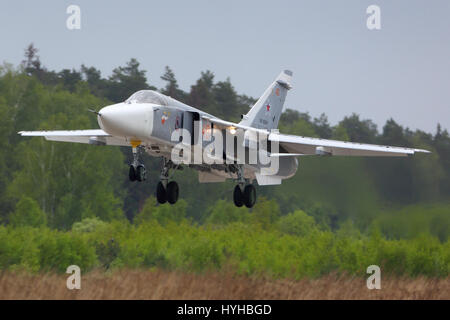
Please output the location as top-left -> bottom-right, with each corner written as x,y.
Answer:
19,70 -> 430,208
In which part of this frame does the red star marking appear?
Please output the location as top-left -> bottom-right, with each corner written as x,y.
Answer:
266,104 -> 270,111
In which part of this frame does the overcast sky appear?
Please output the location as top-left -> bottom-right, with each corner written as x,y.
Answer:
1,0 -> 449,133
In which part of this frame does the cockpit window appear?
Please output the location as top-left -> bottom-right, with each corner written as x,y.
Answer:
125,90 -> 169,106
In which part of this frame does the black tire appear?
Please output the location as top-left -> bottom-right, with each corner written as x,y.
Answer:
233,185 -> 244,207
243,184 -> 256,208
166,181 -> 179,204
129,165 -> 136,182
156,181 -> 167,204
136,164 -> 146,182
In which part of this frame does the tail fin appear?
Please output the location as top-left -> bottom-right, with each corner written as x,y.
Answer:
239,70 -> 292,130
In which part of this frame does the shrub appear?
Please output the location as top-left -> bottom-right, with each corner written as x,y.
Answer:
278,210 -> 318,236
134,197 -> 188,225
205,200 -> 249,225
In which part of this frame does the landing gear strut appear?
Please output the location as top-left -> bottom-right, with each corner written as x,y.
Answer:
232,165 -> 256,208
128,143 -> 146,182
156,157 -> 180,205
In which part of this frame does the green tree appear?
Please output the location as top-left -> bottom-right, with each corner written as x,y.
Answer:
313,113 -> 333,139
332,124 -> 350,141
72,217 -> 107,233
279,109 -> 301,126
279,110 -> 317,137
339,113 -> 378,143
410,132 -> 442,202
188,70 -> 216,114
380,118 -> 409,146
9,196 -> 46,227
21,43 -> 44,78
160,66 -> 186,102
106,58 -> 155,103
433,124 -> 450,197
212,78 -> 240,120
57,69 -> 82,92
21,44 -> 59,86
80,64 -> 108,98
7,85 -> 126,229
0,96 -> 15,222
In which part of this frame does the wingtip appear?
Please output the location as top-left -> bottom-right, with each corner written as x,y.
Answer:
414,149 -> 431,154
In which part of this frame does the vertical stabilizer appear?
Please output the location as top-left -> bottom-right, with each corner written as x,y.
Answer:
239,70 -> 292,130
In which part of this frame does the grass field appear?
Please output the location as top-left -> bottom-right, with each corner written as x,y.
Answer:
0,270 -> 448,300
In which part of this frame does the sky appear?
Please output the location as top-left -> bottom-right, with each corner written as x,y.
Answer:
1,0 -> 449,133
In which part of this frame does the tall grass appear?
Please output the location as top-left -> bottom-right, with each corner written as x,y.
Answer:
0,269 -> 448,299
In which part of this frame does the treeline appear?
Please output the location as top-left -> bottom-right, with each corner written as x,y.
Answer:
0,44 -> 449,240
20,44 -> 253,121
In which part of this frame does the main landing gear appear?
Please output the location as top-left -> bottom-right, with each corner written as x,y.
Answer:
129,143 -> 146,182
156,158 -> 180,205
232,165 -> 256,208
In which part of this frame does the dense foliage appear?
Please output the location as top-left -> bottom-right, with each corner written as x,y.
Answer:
0,200 -> 448,277
0,44 -> 448,276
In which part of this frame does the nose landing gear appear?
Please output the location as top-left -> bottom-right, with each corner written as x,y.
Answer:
128,140 -> 146,182
129,164 -> 146,182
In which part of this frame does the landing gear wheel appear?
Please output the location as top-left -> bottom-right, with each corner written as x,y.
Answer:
156,181 -> 167,204
243,184 -> 256,208
166,181 -> 179,204
129,165 -> 136,182
233,185 -> 244,207
136,164 -> 146,182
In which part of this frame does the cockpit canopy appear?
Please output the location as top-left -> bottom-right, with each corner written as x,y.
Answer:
125,90 -> 169,106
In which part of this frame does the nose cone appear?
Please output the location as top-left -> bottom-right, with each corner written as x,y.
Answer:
98,103 -> 153,139
97,104 -> 121,131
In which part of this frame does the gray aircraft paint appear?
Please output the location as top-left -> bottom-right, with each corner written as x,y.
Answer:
151,106 -> 184,143
120,72 -> 297,182
239,70 -> 292,130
